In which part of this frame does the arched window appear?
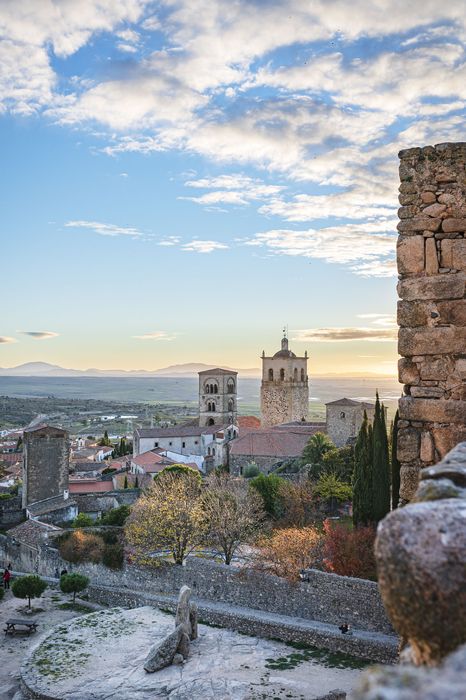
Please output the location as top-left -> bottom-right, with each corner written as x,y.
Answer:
208,418 -> 215,426
207,447 -> 211,455
227,379 -> 235,393
301,368 -> 305,382
293,367 -> 298,382
210,402 -> 216,412
212,448 -> 215,456
268,368 -> 274,381
280,368 -> 285,381
228,398 -> 234,412
340,411 -> 346,419
213,384 -> 218,394
210,383 -> 214,393
205,384 -> 210,394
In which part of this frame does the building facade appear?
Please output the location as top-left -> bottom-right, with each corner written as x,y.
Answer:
22,425 -> 70,508
325,398 -> 378,447
260,335 -> 309,427
198,368 -> 238,427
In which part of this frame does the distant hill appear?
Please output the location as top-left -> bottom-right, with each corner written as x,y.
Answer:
0,361 -> 261,378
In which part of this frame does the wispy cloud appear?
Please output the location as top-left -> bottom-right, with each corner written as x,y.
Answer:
133,331 -> 177,341
293,314 -> 397,342
18,331 -> 59,340
65,220 -> 145,238
182,240 -> 229,253
158,236 -> 181,247
0,336 -> 16,344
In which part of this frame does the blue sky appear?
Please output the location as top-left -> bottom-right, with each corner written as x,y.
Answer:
1,1 -> 465,374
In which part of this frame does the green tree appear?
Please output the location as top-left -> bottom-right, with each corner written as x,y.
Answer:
372,393 -> 391,523
154,464 -> 202,483
249,473 -> 287,519
0,586 -> 4,602
243,463 -> 260,479
72,512 -> 93,528
12,575 -> 47,609
134,475 -> 139,488
321,445 -> 354,483
60,573 -> 89,603
101,504 -> 131,526
352,411 -> 373,527
391,410 -> 401,510
314,472 -> 352,514
301,432 -> 335,472
123,475 -> 128,489
99,430 -> 111,447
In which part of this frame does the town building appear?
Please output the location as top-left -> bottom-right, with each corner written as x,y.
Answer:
22,425 -> 70,508
325,398 -> 379,447
260,333 -> 309,427
198,368 -> 238,427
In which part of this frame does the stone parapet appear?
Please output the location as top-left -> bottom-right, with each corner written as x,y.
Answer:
396,143 -> 466,501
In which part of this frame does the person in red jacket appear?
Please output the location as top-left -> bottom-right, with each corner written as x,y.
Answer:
3,568 -> 11,590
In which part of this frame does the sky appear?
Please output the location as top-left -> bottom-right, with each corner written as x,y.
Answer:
1,0 -> 465,375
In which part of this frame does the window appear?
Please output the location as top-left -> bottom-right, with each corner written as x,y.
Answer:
213,384 -> 218,394
227,379 -> 235,393
293,368 -> 298,382
208,418 -> 215,426
280,368 -> 285,381
228,398 -> 234,412
268,368 -> 274,381
340,412 -> 346,419
205,384 -> 210,394
301,368 -> 305,382
169,441 -> 172,446
194,440 -> 199,445
212,448 -> 215,456
154,441 -> 159,448
182,441 -> 186,448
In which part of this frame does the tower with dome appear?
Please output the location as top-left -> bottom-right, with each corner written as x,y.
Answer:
260,331 -> 309,427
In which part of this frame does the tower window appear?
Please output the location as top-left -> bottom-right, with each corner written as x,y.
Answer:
205,384 -> 210,394
228,398 -> 234,412
268,368 -> 274,381
293,368 -> 298,382
182,441 -> 186,448
227,379 -> 235,393
301,368 -> 305,382
213,384 -> 218,394
280,368 -> 285,381
340,412 -> 346,419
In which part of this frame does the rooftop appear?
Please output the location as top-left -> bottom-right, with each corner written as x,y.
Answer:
326,398 -> 375,408
229,426 -> 323,458
27,495 -> 77,516
198,367 -> 238,375
7,519 -> 62,547
69,480 -> 114,494
136,424 -> 225,438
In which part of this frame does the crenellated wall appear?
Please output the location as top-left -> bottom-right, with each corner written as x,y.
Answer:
397,142 -> 466,502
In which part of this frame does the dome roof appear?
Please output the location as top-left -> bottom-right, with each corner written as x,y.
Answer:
272,349 -> 296,359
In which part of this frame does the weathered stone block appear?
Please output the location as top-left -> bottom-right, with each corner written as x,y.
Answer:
398,358 -> 420,385
397,300 -> 433,328
419,431 -> 435,462
397,273 -> 465,301
440,239 -> 453,267
397,236 -> 424,274
451,239 -> 466,270
397,218 -> 441,233
419,357 -> 451,381
421,191 -> 436,204
397,427 -> 420,462
398,205 -> 417,219
399,327 -> 466,356
425,237 -> 439,274
436,299 -> 466,326
399,465 -> 421,501
410,386 -> 445,399
422,203 -> 446,218
399,397 -> 466,424
442,218 -> 466,233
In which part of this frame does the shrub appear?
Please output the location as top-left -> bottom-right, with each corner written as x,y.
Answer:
322,519 -> 377,580
154,464 -> 202,484
59,530 -> 105,564
243,463 -> 260,478
100,530 -> 118,545
101,504 -> 131,526
249,473 -> 287,518
102,543 -> 124,569
72,512 -> 93,528
0,586 -> 4,602
60,573 -> 89,602
12,575 -> 47,609
101,467 -> 116,475
254,527 -> 323,581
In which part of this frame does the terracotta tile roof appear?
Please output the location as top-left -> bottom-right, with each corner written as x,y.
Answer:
237,416 -> 261,428
69,480 -> 114,494
326,398 -> 375,408
136,424 -> 224,438
229,426 -> 324,458
198,368 -> 238,375
8,519 -> 61,547
27,495 -> 77,516
24,425 -> 67,435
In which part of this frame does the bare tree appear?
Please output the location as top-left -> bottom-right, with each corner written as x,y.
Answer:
203,473 -> 264,565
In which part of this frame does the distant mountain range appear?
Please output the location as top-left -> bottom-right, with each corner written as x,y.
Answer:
0,361 -> 261,378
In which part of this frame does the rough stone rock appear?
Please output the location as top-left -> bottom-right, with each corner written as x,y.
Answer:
397,217 -> 441,233
398,327 -> 466,356
399,465 -> 421,502
422,203 -> 446,218
144,625 -> 183,673
177,630 -> 191,660
189,602 -> 198,640
419,432 -> 435,462
375,475 -> 466,665
440,239 -> 453,267
399,397 -> 466,424
410,386 -> 444,399
398,358 -> 419,385
397,427 -> 420,462
413,477 -> 466,502
424,237 -> 439,274
436,299 -> 466,325
397,273 -> 465,301
451,239 -> 466,270
419,357 -> 450,381
175,585 -> 193,638
442,218 -> 466,233
421,191 -> 436,204
397,236 -> 424,274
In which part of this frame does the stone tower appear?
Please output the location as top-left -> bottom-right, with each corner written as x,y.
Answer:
260,333 -> 309,427
198,368 -> 238,427
22,425 -> 70,508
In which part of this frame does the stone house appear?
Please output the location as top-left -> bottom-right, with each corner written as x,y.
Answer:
325,398 -> 377,447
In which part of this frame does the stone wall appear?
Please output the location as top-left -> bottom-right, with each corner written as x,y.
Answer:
397,142 -> 466,501
22,426 -> 69,508
0,495 -> 24,528
260,383 -> 309,427
0,532 -> 393,636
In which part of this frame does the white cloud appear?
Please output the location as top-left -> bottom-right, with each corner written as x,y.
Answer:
292,326 -> 397,342
0,336 -> 16,344
158,236 -> 181,247
17,331 -> 59,339
133,331 -> 177,341
65,220 -> 144,238
182,240 -> 229,253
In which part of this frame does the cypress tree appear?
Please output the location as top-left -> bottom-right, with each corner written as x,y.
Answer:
391,410 -> 400,510
352,411 -> 372,527
372,392 -> 391,522
123,475 -> 128,489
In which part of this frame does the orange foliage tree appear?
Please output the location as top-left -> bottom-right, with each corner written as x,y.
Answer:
253,526 -> 322,581
59,530 -> 104,564
322,519 -> 376,580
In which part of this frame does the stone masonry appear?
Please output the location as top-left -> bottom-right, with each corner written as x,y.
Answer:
397,142 -> 466,502
261,334 -> 309,427
22,425 -> 70,508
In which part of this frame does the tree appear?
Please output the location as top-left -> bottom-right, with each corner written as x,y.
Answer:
72,512 -> 93,528
249,473 -> 287,519
123,475 -> 128,489
0,586 -> 4,602
243,463 -> 260,478
314,472 -> 352,514
301,432 -> 335,473
99,430 -> 111,447
59,530 -> 105,564
125,470 -> 206,565
134,475 -> 139,488
321,446 -> 354,483
12,575 -> 47,609
254,527 -> 322,581
352,412 -> 373,527
60,573 -> 89,603
101,504 -> 131,526
154,464 -> 202,484
322,519 -> 377,580
276,479 -> 316,527
372,393 -> 391,523
391,410 -> 401,510
202,473 -> 264,564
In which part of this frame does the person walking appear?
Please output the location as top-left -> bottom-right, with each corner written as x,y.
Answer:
3,568 -> 11,590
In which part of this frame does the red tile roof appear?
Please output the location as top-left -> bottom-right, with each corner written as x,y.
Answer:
69,480 -> 113,494
229,426 -> 324,458
237,416 -> 261,428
